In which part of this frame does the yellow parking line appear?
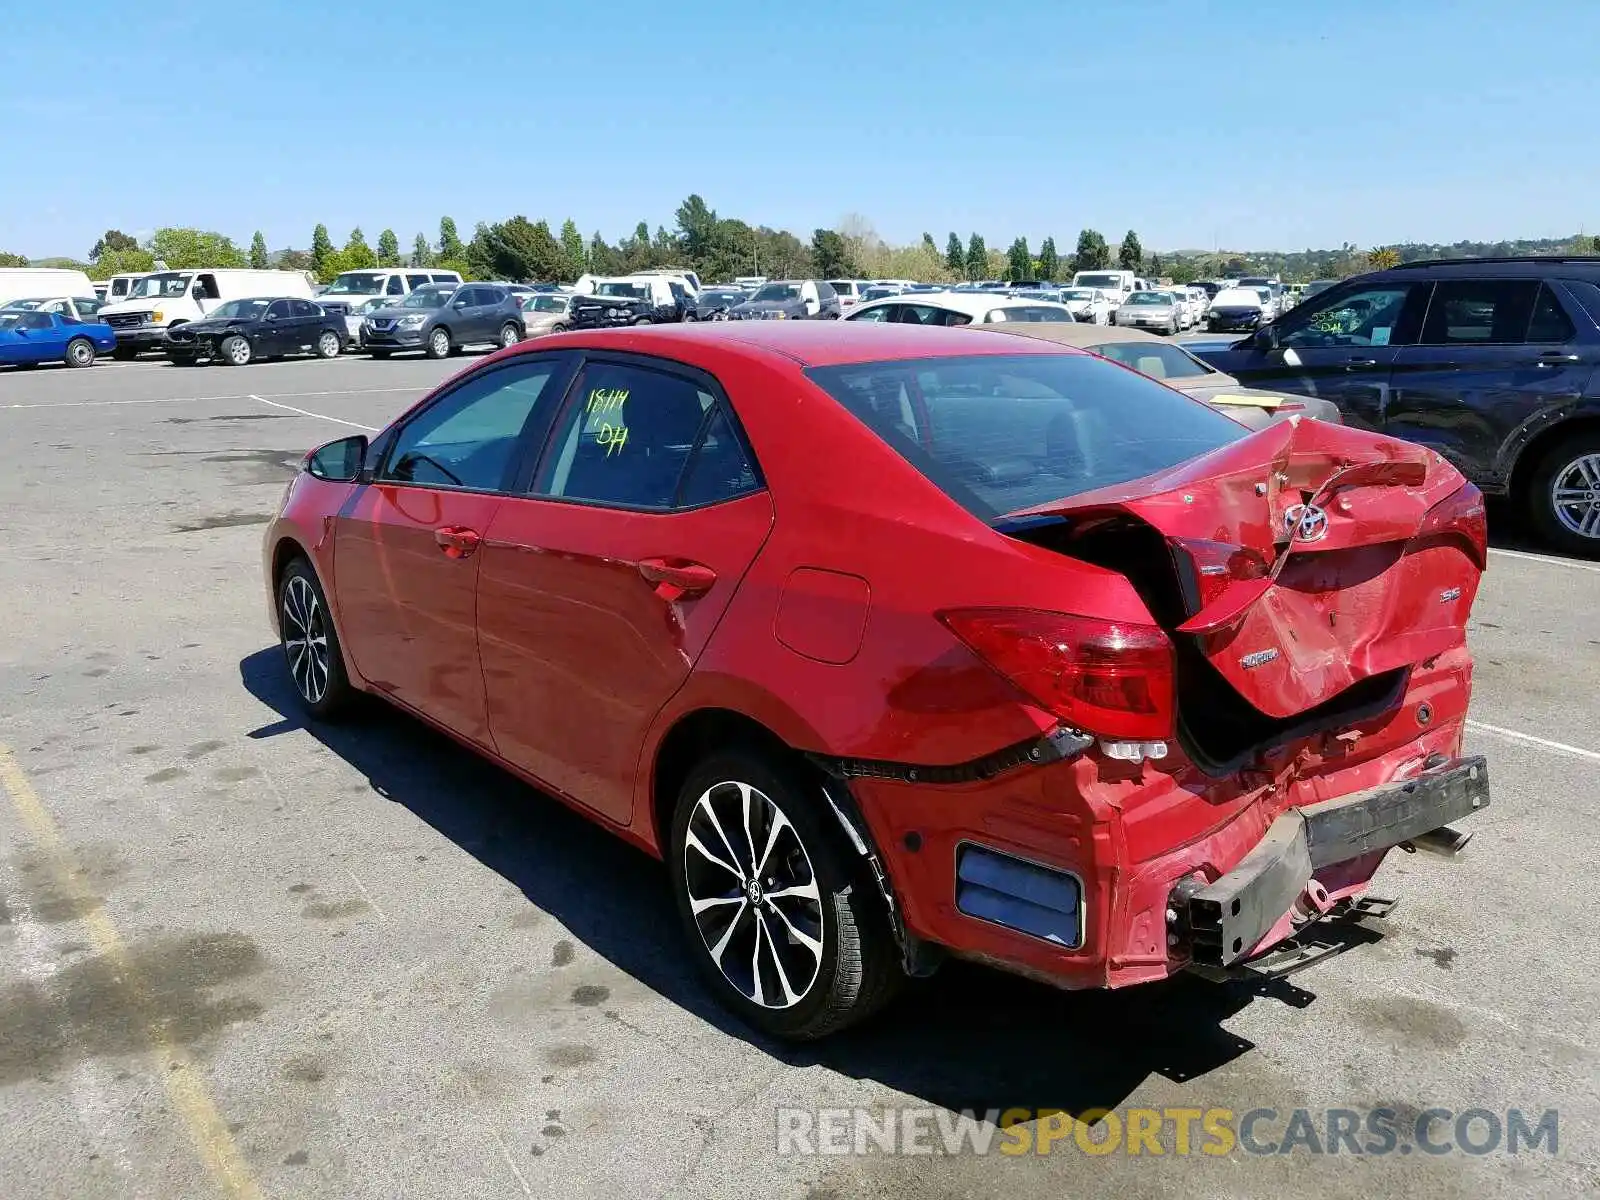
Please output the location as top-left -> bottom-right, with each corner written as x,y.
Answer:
0,745 -> 265,1200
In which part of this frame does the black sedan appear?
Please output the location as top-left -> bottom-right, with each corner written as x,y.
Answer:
691,287 -> 749,320
166,298 -> 346,366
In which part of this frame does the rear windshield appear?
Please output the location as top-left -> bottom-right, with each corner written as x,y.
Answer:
805,353 -> 1245,522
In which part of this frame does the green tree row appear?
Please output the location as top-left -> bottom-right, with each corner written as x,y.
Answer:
13,216 -> 1600,288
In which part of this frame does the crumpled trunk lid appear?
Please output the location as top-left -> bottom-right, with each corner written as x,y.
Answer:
1005,416 -> 1483,721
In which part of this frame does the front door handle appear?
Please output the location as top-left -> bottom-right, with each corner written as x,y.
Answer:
637,557 -> 717,600
1535,352 -> 1581,366
434,525 -> 481,559
1344,357 -> 1378,370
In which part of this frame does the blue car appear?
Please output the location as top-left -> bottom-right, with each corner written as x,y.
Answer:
0,309 -> 117,368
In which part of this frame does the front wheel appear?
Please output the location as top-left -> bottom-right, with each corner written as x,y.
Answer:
220,334 -> 253,366
277,558 -> 355,719
668,749 -> 903,1041
65,338 -> 96,368
426,327 -> 451,359
315,330 -> 342,359
632,316 -> 654,325
1527,432 -> 1600,556
498,322 -> 521,348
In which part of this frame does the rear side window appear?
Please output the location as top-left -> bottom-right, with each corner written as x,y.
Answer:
1527,284 -> 1576,342
805,353 -> 1246,522
1421,280 -> 1539,344
537,362 -> 734,510
290,299 -> 320,317
675,406 -> 759,507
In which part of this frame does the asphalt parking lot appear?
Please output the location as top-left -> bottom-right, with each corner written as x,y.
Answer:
1,354 -> 1597,1200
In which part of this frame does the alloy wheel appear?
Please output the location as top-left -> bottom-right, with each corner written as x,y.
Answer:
281,575 -> 331,705
500,324 -> 519,348
430,329 -> 449,357
69,340 -> 94,366
682,779 -> 824,1009
225,336 -> 251,366
317,331 -> 340,358
1551,452 -> 1600,539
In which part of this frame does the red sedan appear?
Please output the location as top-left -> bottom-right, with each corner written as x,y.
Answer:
263,322 -> 1492,1040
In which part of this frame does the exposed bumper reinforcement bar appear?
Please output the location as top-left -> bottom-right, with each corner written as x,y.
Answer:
1173,756 -> 1490,968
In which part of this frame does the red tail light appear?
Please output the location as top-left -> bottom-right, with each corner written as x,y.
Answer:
1171,538 -> 1270,612
1416,481 -> 1487,566
938,608 -> 1175,739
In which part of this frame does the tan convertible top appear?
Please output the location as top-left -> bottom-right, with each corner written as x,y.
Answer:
967,322 -> 1166,349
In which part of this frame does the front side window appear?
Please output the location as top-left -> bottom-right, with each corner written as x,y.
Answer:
290,299 -> 321,318
208,298 -> 271,321
1420,280 -> 1541,345
382,360 -> 562,491
130,272 -> 192,299
849,304 -> 895,323
537,362 -> 723,509
400,286 -> 452,309
806,353 -> 1246,522
1279,284 -> 1417,348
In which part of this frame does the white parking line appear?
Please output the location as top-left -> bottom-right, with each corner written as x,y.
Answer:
1466,719 -> 1600,762
250,394 -> 378,431
1487,547 -> 1600,574
0,386 -> 421,410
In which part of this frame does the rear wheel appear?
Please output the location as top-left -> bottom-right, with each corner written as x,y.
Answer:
498,322 -> 520,348
426,327 -> 451,359
668,749 -> 903,1040
65,338 -> 95,368
315,330 -> 342,359
1527,431 -> 1600,556
220,334 -> 253,366
277,558 -> 355,719
633,315 -> 654,325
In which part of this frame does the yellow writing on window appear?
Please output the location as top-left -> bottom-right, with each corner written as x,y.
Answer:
587,387 -> 629,413
596,422 -> 629,456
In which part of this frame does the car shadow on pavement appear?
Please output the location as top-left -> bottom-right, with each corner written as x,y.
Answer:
240,647 -> 1313,1119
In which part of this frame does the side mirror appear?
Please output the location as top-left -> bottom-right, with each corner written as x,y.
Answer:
306,434 -> 368,483
452,299 -> 468,309
1253,325 -> 1278,351
264,311 -> 279,321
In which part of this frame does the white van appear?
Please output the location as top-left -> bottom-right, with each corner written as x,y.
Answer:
315,268 -> 463,309
1069,269 -> 1144,304
95,271 -> 157,305
97,269 -> 316,357
0,268 -> 97,308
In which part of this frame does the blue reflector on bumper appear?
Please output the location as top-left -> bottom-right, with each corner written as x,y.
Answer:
955,843 -> 1082,947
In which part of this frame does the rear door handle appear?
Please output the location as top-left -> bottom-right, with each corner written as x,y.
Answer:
433,525 -> 482,559
1535,352 -> 1581,365
1343,357 -> 1379,370
637,557 -> 717,599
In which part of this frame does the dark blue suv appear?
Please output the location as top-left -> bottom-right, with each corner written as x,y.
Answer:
1194,257 -> 1600,555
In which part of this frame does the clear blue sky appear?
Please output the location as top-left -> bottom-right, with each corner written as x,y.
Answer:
4,0 -> 1597,259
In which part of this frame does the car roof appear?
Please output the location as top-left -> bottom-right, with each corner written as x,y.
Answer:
852,291 -> 1071,318
516,320 -> 1089,368
1374,256 -> 1600,280
971,322 -> 1167,349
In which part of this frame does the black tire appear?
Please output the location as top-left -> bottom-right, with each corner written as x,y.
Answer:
425,327 -> 451,359
220,334 -> 253,367
1525,430 -> 1600,557
315,329 -> 342,359
64,338 -> 96,368
551,323 -> 569,334
632,316 -> 654,325
668,748 -> 903,1041
276,557 -> 356,719
498,322 -> 521,349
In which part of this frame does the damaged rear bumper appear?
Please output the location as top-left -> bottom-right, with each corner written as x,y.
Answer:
1170,756 -> 1491,969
